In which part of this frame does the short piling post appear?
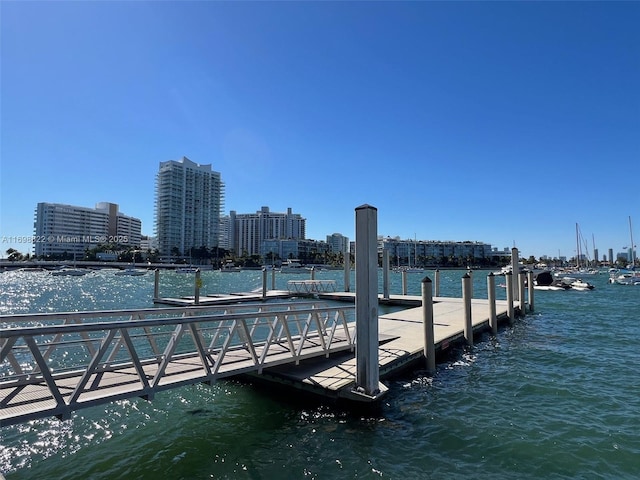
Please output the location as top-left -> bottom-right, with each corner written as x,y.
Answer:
487,272 -> 497,334
434,269 -> 440,297
422,276 -> 436,374
354,204 -> 380,398
153,269 -> 160,299
527,270 -> 535,312
402,269 -> 408,295
518,272 -> 526,316
462,273 -> 473,346
194,268 -> 201,305
511,247 -> 519,301
262,267 -> 268,300
310,266 -> 315,280
271,267 -> 276,290
506,271 -> 514,325
383,249 -> 390,300
344,252 -> 351,292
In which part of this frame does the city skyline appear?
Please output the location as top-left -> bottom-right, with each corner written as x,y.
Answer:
2,2 -> 638,260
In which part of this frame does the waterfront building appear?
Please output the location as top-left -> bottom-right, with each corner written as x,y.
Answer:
33,202 -> 141,258
380,237 -> 497,267
261,238 -> 329,264
225,207 -> 305,257
326,233 -> 349,254
155,156 -> 224,257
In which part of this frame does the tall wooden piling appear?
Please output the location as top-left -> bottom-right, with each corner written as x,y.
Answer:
434,269 -> 440,297
462,273 -> 473,346
402,270 -> 408,295
487,272 -> 497,334
194,269 -> 201,305
262,267 -> 267,300
422,276 -> 435,374
511,247 -> 519,301
506,271 -> 514,325
344,252 -> 351,292
527,270 -> 535,312
518,272 -> 526,316
383,250 -> 390,300
354,204 -> 380,397
153,269 -> 160,299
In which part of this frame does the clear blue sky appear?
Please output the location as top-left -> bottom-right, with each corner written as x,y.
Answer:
1,1 -> 639,260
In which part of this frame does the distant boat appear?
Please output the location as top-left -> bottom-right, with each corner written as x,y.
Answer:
175,266 -> 199,274
219,262 -> 241,272
115,265 -> 147,276
609,216 -> 639,285
279,259 -> 306,273
51,266 -> 89,276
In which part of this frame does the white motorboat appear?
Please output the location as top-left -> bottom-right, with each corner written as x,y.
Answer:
51,266 -> 89,276
115,266 -> 147,276
279,259 -> 306,273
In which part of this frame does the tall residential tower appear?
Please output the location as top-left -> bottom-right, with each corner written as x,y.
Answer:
155,156 -> 224,257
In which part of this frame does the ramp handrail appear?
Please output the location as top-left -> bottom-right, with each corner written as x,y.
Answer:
0,302 -> 355,426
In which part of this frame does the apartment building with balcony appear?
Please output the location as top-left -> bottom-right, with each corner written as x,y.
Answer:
33,202 -> 141,258
155,156 -> 224,257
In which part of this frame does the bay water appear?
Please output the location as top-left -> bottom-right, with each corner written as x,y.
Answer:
1,268 -> 638,479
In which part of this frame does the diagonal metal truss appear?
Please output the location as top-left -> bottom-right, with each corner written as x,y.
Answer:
0,302 -> 355,427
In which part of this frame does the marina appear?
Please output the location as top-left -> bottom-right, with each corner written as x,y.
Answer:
0,255 -> 638,478
1,266 -> 522,427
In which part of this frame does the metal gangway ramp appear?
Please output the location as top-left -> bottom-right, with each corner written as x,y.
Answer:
0,302 -> 355,427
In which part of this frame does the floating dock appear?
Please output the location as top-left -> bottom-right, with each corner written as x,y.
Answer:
249,295 -> 517,401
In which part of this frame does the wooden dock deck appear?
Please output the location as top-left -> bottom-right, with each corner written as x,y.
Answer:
249,296 -> 519,400
153,289 -> 294,306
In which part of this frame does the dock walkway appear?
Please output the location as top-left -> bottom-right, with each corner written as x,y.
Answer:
253,296 -> 517,399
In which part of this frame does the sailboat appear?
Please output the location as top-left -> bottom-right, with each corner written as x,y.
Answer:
405,236 -> 424,273
556,223 -> 598,278
50,253 -> 89,276
609,216 -> 640,285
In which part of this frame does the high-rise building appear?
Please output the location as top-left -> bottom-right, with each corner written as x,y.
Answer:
223,206 -> 305,257
155,156 -> 224,257
326,233 -> 349,254
33,202 -> 141,258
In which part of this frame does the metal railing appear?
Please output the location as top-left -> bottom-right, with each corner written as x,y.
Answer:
0,302 -> 355,426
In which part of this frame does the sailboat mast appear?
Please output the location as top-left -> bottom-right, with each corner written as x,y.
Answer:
576,223 -> 580,269
629,216 -> 635,267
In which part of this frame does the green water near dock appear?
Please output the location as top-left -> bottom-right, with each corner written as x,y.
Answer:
1,268 -> 638,479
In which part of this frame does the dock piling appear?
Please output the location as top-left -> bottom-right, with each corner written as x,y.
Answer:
527,270 -> 535,312
402,270 -> 408,295
462,273 -> 473,346
194,269 -> 201,305
434,269 -> 440,297
262,267 -> 267,300
422,276 -> 436,374
383,250 -> 390,300
518,272 -> 526,316
354,204 -> 381,398
344,252 -> 351,292
506,272 -> 514,325
511,248 -> 519,301
153,269 -> 160,299
488,272 -> 497,334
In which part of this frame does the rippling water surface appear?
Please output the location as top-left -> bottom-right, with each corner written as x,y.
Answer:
1,268 -> 639,479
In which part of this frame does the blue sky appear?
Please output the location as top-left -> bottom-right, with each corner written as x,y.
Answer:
1,1 -> 639,260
